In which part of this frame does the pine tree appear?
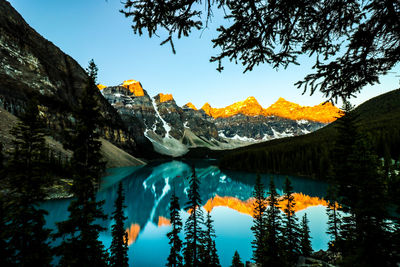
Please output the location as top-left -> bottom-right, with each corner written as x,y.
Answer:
332,101 -> 358,210
299,213 -> 313,257
183,165 -> 204,267
2,98 -> 53,266
109,182 -> 129,267
340,137 -> 391,266
0,142 -> 3,174
325,185 -> 342,252
231,251 -> 244,267
264,177 -> 284,266
201,212 -> 220,266
53,60 -> 108,266
210,240 -> 220,267
167,190 -> 183,267
281,177 -> 301,265
250,174 -> 266,265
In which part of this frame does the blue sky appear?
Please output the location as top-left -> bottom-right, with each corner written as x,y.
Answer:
8,0 -> 399,108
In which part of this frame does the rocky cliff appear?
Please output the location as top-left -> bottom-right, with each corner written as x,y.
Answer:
100,81 -> 340,157
0,1 -> 152,159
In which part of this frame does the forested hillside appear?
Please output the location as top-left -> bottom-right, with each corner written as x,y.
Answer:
219,89 -> 400,178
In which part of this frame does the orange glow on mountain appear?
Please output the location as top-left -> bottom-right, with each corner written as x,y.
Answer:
97,84 -> 106,90
158,216 -> 171,227
203,193 -> 327,216
264,98 -> 341,123
121,79 -> 145,96
201,97 -> 263,118
158,93 -> 174,103
184,102 -> 197,110
282,193 -> 328,213
204,196 -> 254,215
200,97 -> 341,123
126,223 -> 140,246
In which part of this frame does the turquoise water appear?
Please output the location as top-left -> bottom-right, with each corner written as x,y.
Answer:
42,160 -> 330,267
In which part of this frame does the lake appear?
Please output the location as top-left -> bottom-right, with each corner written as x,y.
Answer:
43,160 -> 331,267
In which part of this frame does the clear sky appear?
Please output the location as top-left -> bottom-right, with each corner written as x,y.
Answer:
8,0 -> 399,109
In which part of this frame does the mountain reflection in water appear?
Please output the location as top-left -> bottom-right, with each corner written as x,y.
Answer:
43,160 -> 330,267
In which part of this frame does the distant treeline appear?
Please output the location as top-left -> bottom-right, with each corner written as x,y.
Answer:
219,89 -> 400,179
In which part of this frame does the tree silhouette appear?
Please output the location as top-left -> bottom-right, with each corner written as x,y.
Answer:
332,101 -> 359,210
201,212 -> 220,267
326,185 -> 342,253
121,0 -> 400,100
183,165 -> 204,266
53,60 -> 109,266
300,213 -> 313,257
281,177 -> 301,264
167,190 -> 183,267
340,137 -> 392,266
230,251 -> 244,267
109,182 -> 129,267
264,177 -> 284,266
0,142 -> 3,173
2,99 -> 52,266
250,174 -> 266,265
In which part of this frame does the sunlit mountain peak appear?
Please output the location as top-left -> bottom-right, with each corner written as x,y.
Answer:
97,84 -> 107,90
157,93 -> 174,103
264,98 -> 342,123
183,102 -> 197,110
121,79 -> 145,96
200,96 -> 264,118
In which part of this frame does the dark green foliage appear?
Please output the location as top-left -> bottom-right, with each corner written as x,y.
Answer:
230,251 -> 244,267
300,213 -> 312,257
86,59 -> 98,83
201,212 -> 220,267
325,185 -> 342,252
2,98 -> 53,266
167,190 -> 183,267
0,196 -> 8,267
328,103 -> 396,266
210,240 -> 220,267
219,89 -> 400,178
183,165 -> 204,266
264,178 -> 284,266
0,142 -> 3,173
53,60 -> 108,266
122,1 -> 400,100
110,182 -> 129,267
250,174 -> 266,265
331,101 -> 359,208
339,137 -> 392,267
281,177 -> 301,264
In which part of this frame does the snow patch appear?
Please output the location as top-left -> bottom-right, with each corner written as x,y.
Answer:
151,97 -> 171,137
231,134 -> 258,142
297,119 -> 309,125
271,127 -> 294,138
149,178 -> 171,221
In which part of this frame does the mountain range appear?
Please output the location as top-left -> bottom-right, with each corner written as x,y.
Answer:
218,88 -> 400,177
98,80 -> 341,156
0,0 -> 343,163
0,0 -> 153,166
0,0 -> 397,175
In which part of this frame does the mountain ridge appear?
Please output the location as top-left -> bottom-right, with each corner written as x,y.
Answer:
218,88 -> 400,178
0,1 -> 154,161
99,80 -> 333,157
98,80 -> 342,123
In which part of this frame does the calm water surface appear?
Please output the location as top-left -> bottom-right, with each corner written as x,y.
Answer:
43,160 -> 330,267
